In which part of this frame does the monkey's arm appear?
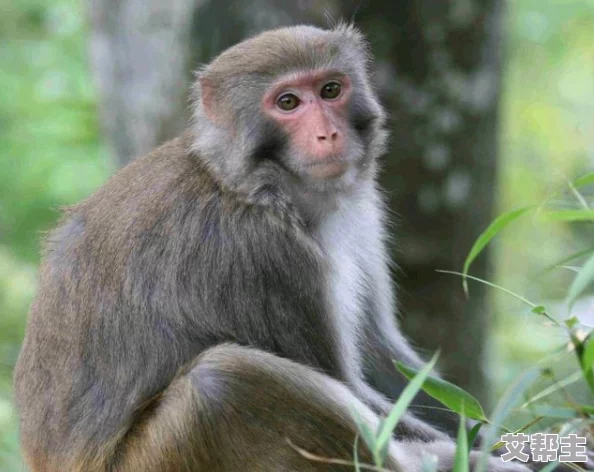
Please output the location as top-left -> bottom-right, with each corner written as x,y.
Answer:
361,307 -> 461,436
357,248 -> 461,436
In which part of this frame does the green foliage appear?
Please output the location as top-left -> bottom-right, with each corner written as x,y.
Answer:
395,362 -> 487,422
453,414 -> 469,472
462,207 -> 533,296
1,0 -> 594,470
354,353 -> 439,468
367,172 -> 594,470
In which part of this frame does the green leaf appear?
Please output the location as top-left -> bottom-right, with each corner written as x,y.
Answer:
578,333 -> 594,394
566,252 -> 594,309
574,172 -> 594,188
462,206 -> 533,295
538,247 -> 594,277
564,316 -> 579,329
376,434 -> 390,467
439,271 -> 536,309
374,353 -> 440,465
527,405 -> 581,419
541,210 -> 594,222
351,409 -> 377,459
353,434 -> 361,472
396,362 -> 487,421
453,414 -> 469,472
582,333 -> 594,372
476,368 -> 541,472
521,371 -> 583,408
530,305 -> 547,314
467,423 -> 483,450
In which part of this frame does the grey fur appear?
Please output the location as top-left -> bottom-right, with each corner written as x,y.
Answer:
14,25 -> 528,472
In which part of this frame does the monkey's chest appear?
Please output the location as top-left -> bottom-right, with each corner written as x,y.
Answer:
316,208 -> 375,368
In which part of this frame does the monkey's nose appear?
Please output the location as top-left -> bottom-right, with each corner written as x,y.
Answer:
317,131 -> 339,142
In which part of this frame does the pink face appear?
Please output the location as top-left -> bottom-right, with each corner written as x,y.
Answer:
262,70 -> 353,179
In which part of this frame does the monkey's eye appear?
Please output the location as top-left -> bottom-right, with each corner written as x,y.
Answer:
321,81 -> 342,100
276,93 -> 300,111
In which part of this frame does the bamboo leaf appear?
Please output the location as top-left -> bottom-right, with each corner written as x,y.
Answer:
541,210 -> 594,222
352,410 -> 377,460
438,270 -> 559,325
475,368 -> 541,472
574,172 -> 594,188
527,405 -> 581,419
396,363 -> 487,421
374,353 -> 439,465
453,413 -> 469,472
467,423 -> 483,450
462,207 -> 533,295
582,333 -> 594,372
538,247 -> 594,277
566,252 -> 594,309
353,435 -> 361,472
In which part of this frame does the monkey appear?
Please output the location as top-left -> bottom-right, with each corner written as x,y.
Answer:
14,25 -> 532,472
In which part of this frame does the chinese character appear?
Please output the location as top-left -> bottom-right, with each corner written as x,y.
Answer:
559,434 -> 588,463
501,433 -> 530,462
530,433 -> 558,462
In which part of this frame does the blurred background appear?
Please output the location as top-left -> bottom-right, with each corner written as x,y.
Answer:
1,0 -> 593,469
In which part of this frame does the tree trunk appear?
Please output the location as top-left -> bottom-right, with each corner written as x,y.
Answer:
88,0 -> 201,166
351,0 -> 504,406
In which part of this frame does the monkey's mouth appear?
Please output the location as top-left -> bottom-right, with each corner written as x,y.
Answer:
304,156 -> 348,178
304,154 -> 346,167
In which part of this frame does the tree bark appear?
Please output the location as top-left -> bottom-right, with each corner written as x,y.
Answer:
350,0 -> 504,405
88,0 -> 200,166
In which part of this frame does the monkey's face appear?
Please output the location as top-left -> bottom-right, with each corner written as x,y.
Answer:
262,70 -> 358,181
196,26 -> 387,191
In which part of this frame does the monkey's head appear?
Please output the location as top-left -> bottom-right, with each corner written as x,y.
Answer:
193,25 -> 387,193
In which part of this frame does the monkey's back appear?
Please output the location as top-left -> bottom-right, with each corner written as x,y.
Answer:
13,132 -> 335,463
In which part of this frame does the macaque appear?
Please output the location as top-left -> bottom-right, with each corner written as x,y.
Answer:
14,25 -> 529,472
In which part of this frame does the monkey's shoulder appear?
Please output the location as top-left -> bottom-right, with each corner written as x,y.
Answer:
43,134 -> 315,270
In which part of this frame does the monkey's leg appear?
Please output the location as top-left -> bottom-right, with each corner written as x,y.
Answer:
31,345 -> 529,472
108,344 -> 530,472
99,343 -> 401,472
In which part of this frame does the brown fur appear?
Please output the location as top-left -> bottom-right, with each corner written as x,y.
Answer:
14,26 -> 529,472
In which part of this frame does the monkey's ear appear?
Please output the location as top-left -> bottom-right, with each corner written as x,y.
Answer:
199,77 -> 218,123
